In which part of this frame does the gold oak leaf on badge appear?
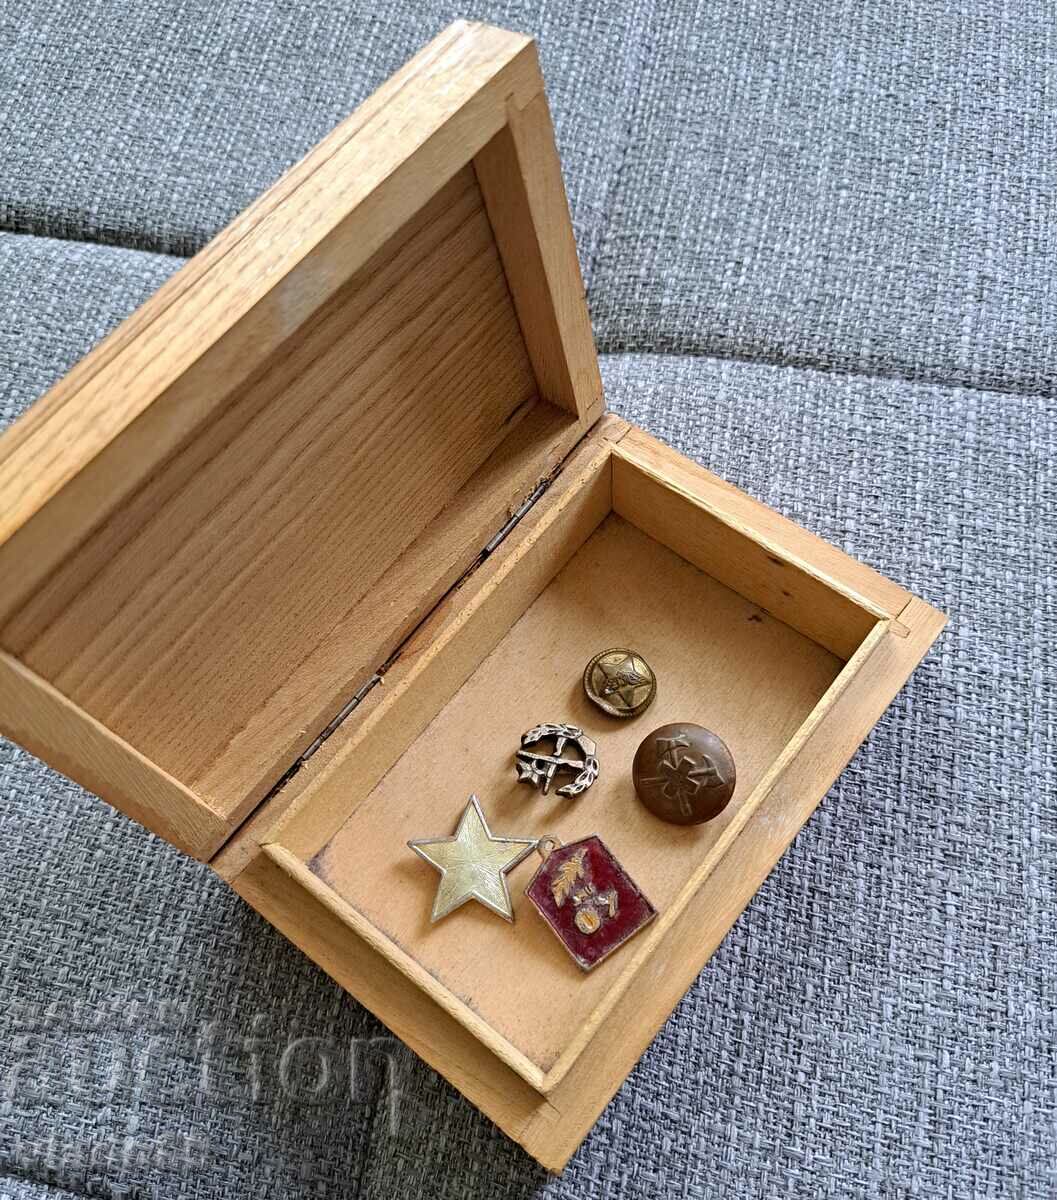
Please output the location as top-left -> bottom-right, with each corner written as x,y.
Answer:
408,794 -> 538,922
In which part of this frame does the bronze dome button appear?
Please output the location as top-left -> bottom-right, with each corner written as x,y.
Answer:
632,723 -> 736,825
582,648 -> 657,718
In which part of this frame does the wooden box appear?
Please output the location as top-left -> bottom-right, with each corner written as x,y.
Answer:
0,22 -> 944,1171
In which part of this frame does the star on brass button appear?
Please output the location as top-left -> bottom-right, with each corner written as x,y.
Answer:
583,648 -> 657,718
407,794 -> 538,922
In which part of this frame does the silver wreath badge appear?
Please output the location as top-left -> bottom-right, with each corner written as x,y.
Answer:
515,723 -> 599,798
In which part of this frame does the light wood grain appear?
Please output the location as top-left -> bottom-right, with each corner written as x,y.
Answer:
0,22 -> 607,862
232,592 -> 945,1170
211,409 -> 610,883
613,427 -> 912,658
0,650 -> 227,858
475,90 -> 603,423
0,21 -> 543,620
2,165 -> 542,839
267,419 -> 626,864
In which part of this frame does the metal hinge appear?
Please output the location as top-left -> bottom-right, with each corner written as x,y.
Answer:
482,473 -> 554,555
297,672 -> 384,763
265,463 -> 562,795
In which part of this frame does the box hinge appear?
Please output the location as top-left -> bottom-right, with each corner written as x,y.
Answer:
298,673 -> 384,762
481,474 -> 554,555
377,460 -> 561,679
260,458 -> 563,801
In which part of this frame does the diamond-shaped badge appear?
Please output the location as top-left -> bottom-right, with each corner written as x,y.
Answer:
525,835 -> 656,971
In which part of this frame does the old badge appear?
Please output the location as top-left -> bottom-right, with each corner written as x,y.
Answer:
583,648 -> 656,718
525,836 -> 657,971
515,723 -> 598,798
408,794 -> 539,922
632,722 -> 736,825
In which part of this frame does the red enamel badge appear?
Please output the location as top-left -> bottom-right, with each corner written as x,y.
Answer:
525,835 -> 656,971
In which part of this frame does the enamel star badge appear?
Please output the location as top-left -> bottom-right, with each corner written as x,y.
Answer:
408,794 -> 538,922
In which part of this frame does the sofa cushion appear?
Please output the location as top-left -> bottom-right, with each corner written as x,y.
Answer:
588,1 -> 1057,396
0,233 -> 181,427
0,1 -> 649,287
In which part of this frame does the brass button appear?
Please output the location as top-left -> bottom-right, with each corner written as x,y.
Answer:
582,648 -> 657,718
632,723 -> 736,825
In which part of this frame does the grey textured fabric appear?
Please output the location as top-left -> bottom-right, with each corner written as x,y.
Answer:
0,1181 -> 87,1200
5,1 -> 1054,389
590,1 -> 1057,396
0,3 -> 1052,1196
0,0 -> 648,286
0,233 -> 182,426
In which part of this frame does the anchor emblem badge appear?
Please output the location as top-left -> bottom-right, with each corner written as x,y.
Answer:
515,723 -> 599,798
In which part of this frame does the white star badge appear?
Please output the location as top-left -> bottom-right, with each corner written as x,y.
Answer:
408,795 -> 538,922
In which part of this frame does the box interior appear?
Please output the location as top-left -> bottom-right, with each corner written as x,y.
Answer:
297,446 -> 876,1086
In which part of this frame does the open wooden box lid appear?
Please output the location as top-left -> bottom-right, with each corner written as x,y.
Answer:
0,22 -> 603,861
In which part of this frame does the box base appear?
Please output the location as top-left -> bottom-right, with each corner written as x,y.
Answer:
222,421 -> 943,1169
311,512 -> 843,1078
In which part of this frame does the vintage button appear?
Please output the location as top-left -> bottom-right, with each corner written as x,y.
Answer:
582,648 -> 657,718
632,723 -> 736,825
